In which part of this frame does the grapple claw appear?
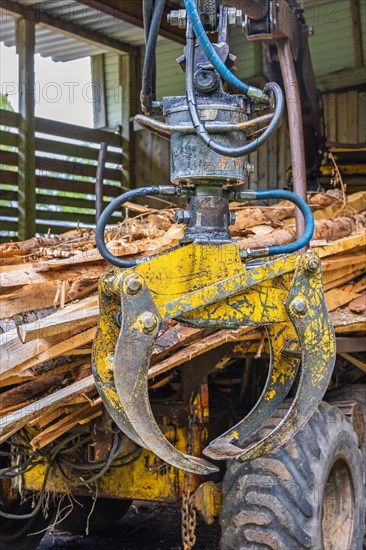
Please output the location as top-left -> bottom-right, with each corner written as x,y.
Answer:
203,323 -> 299,460
113,274 -> 219,476
204,255 -> 336,462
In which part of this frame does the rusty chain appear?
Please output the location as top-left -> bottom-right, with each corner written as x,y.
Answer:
181,398 -> 197,550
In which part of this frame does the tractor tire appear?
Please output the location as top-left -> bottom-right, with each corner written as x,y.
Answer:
0,497 -> 53,550
220,402 -> 365,549
57,496 -> 132,535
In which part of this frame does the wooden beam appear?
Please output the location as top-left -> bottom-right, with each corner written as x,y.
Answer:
1,0 -> 137,56
91,54 -> 107,129
16,17 -> 36,240
351,0 -> 364,68
120,51 -> 141,188
77,0 -> 186,45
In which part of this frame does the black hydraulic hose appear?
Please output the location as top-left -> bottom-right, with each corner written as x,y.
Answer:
185,24 -> 284,158
95,185 -> 179,268
143,0 -> 157,99
141,0 -> 165,112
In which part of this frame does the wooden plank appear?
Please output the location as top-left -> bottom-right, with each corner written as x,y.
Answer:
35,155 -> 122,182
0,375 -> 95,444
35,137 -> 122,165
336,92 -> 348,143
257,140 -> 269,190
0,189 -> 17,202
30,401 -> 103,450
0,150 -> 18,166
36,175 -> 121,197
35,192 -> 121,213
325,93 -> 337,142
267,131 -> 277,189
359,92 -> 366,143
36,116 -> 122,148
347,90 -> 358,143
277,123 -> 288,189
325,286 -> 360,312
0,206 -> 17,218
18,306 -> 99,343
0,280 -> 60,318
340,353 -> 366,373
16,17 -> 36,240
0,131 -> 18,148
34,209 -> 97,225
148,327 -> 257,380
0,327 -> 97,382
0,110 -> 20,128
120,51 -> 140,188
0,169 -> 18,185
91,54 -> 107,129
0,262 -> 105,290
351,0 -> 364,68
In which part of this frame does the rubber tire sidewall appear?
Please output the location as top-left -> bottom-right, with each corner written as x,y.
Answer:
219,403 -> 365,549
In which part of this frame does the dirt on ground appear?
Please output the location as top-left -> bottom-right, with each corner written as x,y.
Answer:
38,502 -> 221,550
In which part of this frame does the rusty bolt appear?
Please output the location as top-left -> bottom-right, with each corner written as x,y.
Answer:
291,298 -> 307,315
306,257 -> 319,272
125,274 -> 142,295
141,312 -> 158,333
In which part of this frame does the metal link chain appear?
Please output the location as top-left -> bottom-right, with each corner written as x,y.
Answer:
181,399 -> 197,550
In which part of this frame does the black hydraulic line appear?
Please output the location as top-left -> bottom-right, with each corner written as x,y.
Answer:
141,0 -> 166,112
143,0 -> 157,98
185,23 -> 284,158
95,185 -> 180,268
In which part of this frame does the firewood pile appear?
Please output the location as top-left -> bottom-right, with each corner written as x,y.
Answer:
0,190 -> 365,451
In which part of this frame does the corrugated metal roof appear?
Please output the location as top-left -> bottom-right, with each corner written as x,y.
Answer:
0,0 -> 149,62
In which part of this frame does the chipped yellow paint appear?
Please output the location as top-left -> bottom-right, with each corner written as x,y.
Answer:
86,245 -> 334,498
266,389 -> 276,400
24,425 -> 200,501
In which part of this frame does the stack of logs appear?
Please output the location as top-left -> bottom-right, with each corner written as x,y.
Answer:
0,190 -> 365,451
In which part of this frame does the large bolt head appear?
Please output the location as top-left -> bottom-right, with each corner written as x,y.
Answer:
140,312 -> 158,333
124,274 -> 143,295
291,298 -> 307,315
306,258 -> 319,272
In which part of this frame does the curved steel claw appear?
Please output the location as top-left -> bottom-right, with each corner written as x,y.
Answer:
113,274 -> 219,476
203,257 -> 336,462
204,323 -> 299,460
92,286 -> 145,448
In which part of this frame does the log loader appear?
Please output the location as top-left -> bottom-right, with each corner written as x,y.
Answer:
1,1 -> 365,549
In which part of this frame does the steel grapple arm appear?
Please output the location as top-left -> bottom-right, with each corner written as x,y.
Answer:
92,242 -> 335,473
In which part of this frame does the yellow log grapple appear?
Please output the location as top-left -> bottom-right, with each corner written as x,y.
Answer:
92,0 -> 336,476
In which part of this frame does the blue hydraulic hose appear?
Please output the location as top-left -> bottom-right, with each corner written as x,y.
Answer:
184,0 -> 268,103
254,190 -> 314,255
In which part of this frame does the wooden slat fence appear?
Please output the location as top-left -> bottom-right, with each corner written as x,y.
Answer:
0,110 -> 125,242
